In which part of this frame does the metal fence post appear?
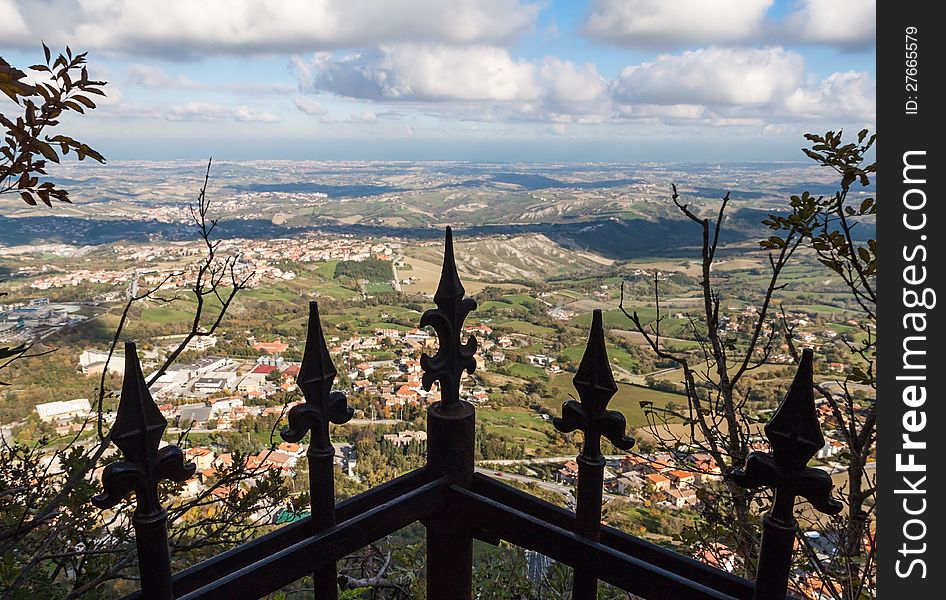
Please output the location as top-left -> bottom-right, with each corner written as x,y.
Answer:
421,227 -> 478,600
554,309 -> 635,600
92,342 -> 196,600
731,349 -> 843,599
282,301 -> 354,600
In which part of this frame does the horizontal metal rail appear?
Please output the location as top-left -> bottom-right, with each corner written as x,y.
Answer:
471,473 -> 755,599
450,484 -> 739,600
176,476 -> 449,599
121,469 -> 442,599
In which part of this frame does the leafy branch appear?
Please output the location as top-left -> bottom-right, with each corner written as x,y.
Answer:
1,44 -> 106,206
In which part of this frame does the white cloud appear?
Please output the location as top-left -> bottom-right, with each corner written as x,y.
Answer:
234,105 -> 282,122
296,46 -> 611,123
293,96 -> 327,115
619,104 -> 708,120
166,102 -> 232,121
166,102 -> 281,122
295,43 -> 873,127
127,65 -> 293,95
347,111 -> 378,123
128,64 -> 202,89
583,0 -> 773,48
538,57 -> 608,106
784,0 -> 876,48
4,0 -> 539,57
610,47 -> 874,124
784,71 -> 875,120
612,47 -> 805,107
0,0 -> 27,38
299,45 -> 541,102
547,123 -> 567,135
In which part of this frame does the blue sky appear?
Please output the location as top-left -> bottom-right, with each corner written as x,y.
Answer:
1,0 -> 875,162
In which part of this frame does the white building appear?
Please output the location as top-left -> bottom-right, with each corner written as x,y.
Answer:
36,399 -> 92,423
78,349 -> 125,377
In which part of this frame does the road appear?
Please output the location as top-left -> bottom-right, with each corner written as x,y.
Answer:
348,418 -> 403,426
391,261 -> 402,293
474,467 -> 623,506
475,467 -> 576,506
477,454 -> 628,466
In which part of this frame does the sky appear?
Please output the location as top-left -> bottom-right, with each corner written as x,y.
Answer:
0,0 -> 876,162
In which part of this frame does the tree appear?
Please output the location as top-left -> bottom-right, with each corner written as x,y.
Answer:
765,130 -> 877,599
619,130 -> 876,599
1,44 -> 105,205
0,49 -> 296,597
620,184 -> 804,573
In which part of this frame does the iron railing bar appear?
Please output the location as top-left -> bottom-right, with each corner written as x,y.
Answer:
123,467 -> 439,599
451,485 -> 739,600
470,473 -> 755,599
176,476 -> 449,600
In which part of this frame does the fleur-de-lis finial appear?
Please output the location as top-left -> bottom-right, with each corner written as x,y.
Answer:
92,342 -> 195,516
554,310 -> 634,459
282,301 -> 353,449
730,349 -> 842,519
420,227 -> 478,412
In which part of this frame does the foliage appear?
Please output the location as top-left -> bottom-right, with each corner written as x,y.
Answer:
765,130 -> 877,599
0,436 -> 299,599
0,47 -> 107,385
764,129 -> 876,336
620,129 -> 877,599
0,57 -> 286,594
1,45 -> 106,206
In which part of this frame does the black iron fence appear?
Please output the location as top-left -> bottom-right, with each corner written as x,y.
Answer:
95,227 -> 841,600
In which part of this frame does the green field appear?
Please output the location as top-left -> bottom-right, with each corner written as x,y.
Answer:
478,300 -> 530,316
784,303 -> 848,314
496,320 -> 556,336
824,322 -> 858,334
313,284 -> 361,300
140,305 -> 201,324
507,362 -> 548,380
548,373 -> 687,429
571,308 -> 690,338
241,287 -> 301,303
364,282 -> 396,294
562,344 -> 638,372
477,407 -> 556,450
502,294 -> 536,306
314,260 -> 338,279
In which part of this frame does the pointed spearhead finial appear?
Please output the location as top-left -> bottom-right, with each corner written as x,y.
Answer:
765,349 -> 824,469
92,342 -> 195,517
420,227 -> 478,412
434,226 -> 466,302
730,349 -> 842,520
282,302 -> 353,449
554,310 -> 634,460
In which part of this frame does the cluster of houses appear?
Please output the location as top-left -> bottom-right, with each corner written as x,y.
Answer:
30,233 -> 402,297
151,440 -> 357,500
221,234 -> 399,266
63,320 -> 514,433
342,324 -> 501,410
29,269 -> 133,290
715,307 -> 860,367
526,353 -> 562,374
557,452 -> 722,510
